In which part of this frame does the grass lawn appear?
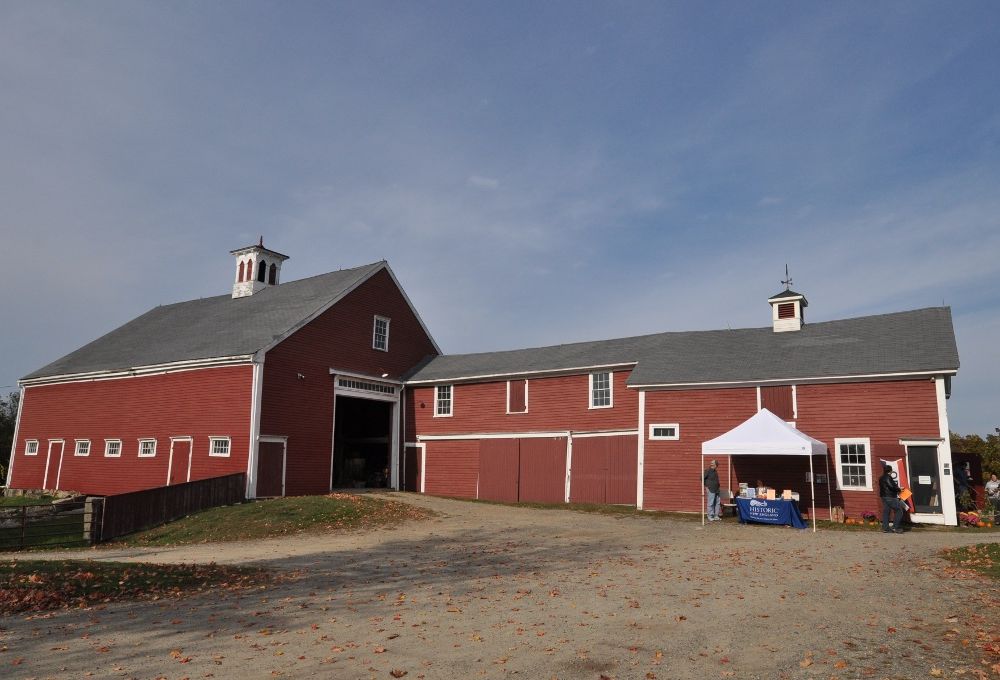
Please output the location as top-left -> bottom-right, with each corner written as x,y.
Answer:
118,492 -> 433,546
0,559 -> 270,615
0,495 -> 57,507
940,543 -> 1000,580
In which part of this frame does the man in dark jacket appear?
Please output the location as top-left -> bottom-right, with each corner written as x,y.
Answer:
704,459 -> 722,521
879,464 -> 907,533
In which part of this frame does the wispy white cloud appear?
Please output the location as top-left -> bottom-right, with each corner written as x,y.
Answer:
466,175 -> 500,190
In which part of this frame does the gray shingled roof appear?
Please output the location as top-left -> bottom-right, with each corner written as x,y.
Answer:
405,307 -> 959,386
24,262 -> 385,380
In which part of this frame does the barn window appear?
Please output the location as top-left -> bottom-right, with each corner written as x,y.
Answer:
104,439 -> 122,458
257,259 -> 267,282
507,380 -> 528,414
24,440 -> 39,456
268,263 -> 277,285
238,261 -> 246,282
589,372 -> 612,409
777,302 -> 795,319
648,424 -> 680,441
74,439 -> 91,457
209,436 -> 231,457
372,316 -> 390,352
435,385 -> 453,417
138,439 -> 157,457
834,438 -> 871,491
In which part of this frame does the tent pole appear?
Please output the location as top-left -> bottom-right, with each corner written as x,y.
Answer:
701,453 -> 705,526
810,455 -> 816,532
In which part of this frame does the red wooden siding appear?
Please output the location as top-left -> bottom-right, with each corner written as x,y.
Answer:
478,439 -> 519,502
791,380 -> 939,519
641,380 -> 941,519
642,388 -> 754,512
9,366 -> 252,496
409,370 -> 637,436
760,385 -> 794,420
257,442 -> 285,497
570,435 -> 637,505
423,440 -> 479,498
517,437 -> 567,504
261,268 -> 438,495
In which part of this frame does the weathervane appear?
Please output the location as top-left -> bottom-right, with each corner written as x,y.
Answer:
781,264 -> 793,291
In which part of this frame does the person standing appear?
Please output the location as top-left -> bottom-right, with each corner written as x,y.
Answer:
986,473 -> 1000,519
879,463 -> 907,533
704,459 -> 722,521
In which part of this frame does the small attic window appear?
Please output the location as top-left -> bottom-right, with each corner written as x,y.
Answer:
269,263 -> 277,285
258,260 -> 267,282
778,302 -> 795,319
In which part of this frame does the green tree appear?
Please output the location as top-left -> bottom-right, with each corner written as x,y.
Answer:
950,428 -> 1000,482
0,391 -> 20,483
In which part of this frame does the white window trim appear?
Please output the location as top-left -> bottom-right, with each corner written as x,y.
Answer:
74,439 -> 91,457
834,437 -> 873,491
372,315 -> 390,352
138,438 -> 157,458
24,439 -> 39,456
648,423 -> 680,441
104,439 -> 122,458
434,385 -> 453,418
209,436 -> 232,458
506,379 -> 529,414
588,371 -> 613,410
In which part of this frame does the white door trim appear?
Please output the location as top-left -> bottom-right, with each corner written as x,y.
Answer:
332,374 -> 402,491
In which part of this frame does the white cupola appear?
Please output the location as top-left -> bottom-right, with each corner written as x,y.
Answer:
230,237 -> 290,299
768,288 -> 807,332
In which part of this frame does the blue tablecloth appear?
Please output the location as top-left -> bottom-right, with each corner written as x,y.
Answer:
735,497 -> 807,529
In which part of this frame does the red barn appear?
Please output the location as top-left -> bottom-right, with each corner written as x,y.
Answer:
5,250 -> 962,526
405,289 -> 962,526
6,243 -> 439,498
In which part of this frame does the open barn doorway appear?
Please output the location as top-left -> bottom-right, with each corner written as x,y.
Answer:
331,395 -> 393,489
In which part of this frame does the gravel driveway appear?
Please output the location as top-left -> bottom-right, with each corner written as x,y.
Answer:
2,493 -> 997,679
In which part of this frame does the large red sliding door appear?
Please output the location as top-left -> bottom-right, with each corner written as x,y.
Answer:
570,435 -> 638,505
477,437 -> 566,504
478,439 -> 520,502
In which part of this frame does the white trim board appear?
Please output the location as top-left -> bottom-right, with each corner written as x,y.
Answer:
20,355 -> 255,387
417,429 -> 635,442
630,369 -> 956,390
406,362 -> 638,386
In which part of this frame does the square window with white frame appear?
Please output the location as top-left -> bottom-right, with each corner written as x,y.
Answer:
589,372 -> 612,408
649,424 -> 680,440
104,439 -> 122,457
835,437 -> 872,490
372,315 -> 390,352
209,436 -> 231,457
74,439 -> 91,457
138,439 -> 157,458
435,385 -> 453,417
25,440 -> 39,456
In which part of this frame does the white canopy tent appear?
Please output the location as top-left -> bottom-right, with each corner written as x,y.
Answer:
701,408 -> 830,532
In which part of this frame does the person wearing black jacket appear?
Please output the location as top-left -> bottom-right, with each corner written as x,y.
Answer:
879,464 -> 907,533
704,459 -> 722,521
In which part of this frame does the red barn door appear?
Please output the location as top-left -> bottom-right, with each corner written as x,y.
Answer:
518,437 -> 567,504
256,441 -> 285,497
478,439 -> 519,502
570,435 -> 638,505
168,439 -> 191,486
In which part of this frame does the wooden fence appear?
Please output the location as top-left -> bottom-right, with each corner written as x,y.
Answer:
99,473 -> 246,542
0,498 -> 100,550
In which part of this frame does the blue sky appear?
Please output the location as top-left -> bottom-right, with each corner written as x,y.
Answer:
1,1 -> 998,434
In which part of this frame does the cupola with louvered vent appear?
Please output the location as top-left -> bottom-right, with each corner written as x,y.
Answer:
768,288 -> 807,332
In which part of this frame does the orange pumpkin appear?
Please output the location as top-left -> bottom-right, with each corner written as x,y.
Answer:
845,518 -> 854,525
976,521 -> 985,528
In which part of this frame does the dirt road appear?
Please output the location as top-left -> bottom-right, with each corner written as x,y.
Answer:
2,493 -> 997,679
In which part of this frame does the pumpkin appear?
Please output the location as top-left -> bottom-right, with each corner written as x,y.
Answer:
976,521 -> 985,528
845,518 -> 854,525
